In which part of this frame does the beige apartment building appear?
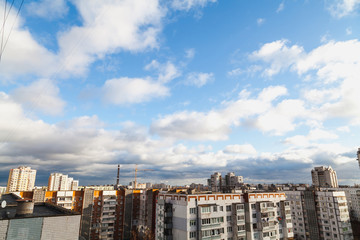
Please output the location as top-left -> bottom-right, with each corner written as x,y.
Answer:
6,166 -> 36,193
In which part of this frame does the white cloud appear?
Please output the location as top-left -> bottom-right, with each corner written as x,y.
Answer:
57,0 -> 165,75
250,40 -> 304,76
251,39 -> 360,126
337,126 -> 350,132
185,48 -> 195,59
102,77 -> 169,105
145,60 -> 181,83
0,4 -> 57,79
11,79 -> 65,115
171,0 -> 217,11
308,129 -> 338,141
257,18 -> 265,26
253,99 -> 306,135
184,72 -> 214,87
346,27 -> 352,35
328,0 -> 360,18
276,2 -> 284,13
151,86 -> 290,140
223,144 -> 257,155
26,0 -> 68,20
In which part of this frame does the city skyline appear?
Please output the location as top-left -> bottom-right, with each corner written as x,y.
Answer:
0,0 -> 360,186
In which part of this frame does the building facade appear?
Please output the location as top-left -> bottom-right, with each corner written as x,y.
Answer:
48,172 -> 79,191
311,166 -> 339,188
285,190 -> 353,240
208,172 -> 244,193
156,192 -> 293,240
6,166 -> 36,193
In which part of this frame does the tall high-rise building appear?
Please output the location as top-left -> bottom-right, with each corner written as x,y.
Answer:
357,148 -> 360,168
311,166 -> 338,188
48,173 -> 79,191
6,166 -> 36,193
208,172 -> 244,192
284,189 -> 353,240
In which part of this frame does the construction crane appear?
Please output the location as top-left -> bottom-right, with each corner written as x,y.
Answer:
134,164 -> 154,189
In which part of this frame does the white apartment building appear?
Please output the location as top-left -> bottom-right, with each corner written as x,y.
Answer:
48,172 -> 79,191
156,192 -> 293,240
285,190 -> 353,240
6,166 -> 36,193
327,187 -> 360,222
311,166 -> 338,188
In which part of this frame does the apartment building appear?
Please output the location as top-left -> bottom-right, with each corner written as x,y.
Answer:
48,172 -> 79,191
285,190 -> 353,240
156,192 -> 293,240
6,166 -> 36,193
208,172 -> 244,193
311,166 -> 338,188
14,187 -> 159,240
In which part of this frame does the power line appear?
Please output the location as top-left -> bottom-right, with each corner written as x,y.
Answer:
0,0 -> 24,62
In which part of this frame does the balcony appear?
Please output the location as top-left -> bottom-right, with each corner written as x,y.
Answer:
202,235 -> 221,240
201,223 -> 221,229
261,207 -> 275,213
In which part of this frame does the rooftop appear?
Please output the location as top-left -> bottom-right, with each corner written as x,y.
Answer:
0,194 -> 80,220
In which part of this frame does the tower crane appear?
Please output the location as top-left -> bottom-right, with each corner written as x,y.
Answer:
134,164 -> 154,189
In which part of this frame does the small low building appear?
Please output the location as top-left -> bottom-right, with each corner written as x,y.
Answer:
0,193 -> 81,240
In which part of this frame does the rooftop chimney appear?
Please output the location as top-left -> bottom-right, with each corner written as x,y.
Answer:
16,199 -> 34,216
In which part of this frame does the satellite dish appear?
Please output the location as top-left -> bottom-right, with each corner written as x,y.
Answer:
1,200 -> 6,208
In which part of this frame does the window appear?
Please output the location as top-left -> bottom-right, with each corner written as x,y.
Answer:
190,220 -> 196,226
226,205 -> 232,212
237,225 -> 245,231
251,204 -> 256,210
189,231 -> 196,238
190,208 -> 196,214
252,213 -> 257,218
227,226 -> 232,232
237,204 -> 244,210
227,216 -> 232,222
201,206 -> 211,213
220,206 -> 224,211
253,223 -> 257,229
213,206 -> 217,212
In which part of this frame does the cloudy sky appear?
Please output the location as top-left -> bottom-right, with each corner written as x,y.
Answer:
0,0 -> 359,187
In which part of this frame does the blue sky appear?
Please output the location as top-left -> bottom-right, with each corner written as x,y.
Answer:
0,0 -> 360,186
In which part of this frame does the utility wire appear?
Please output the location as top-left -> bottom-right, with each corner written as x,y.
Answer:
0,0 -> 24,62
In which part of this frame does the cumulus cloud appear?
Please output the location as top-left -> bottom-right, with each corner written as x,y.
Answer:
102,77 -> 169,105
0,3 -> 57,79
57,0 -> 165,75
223,144 -> 257,155
184,72 -> 214,87
250,39 -> 304,76
11,79 -> 65,116
150,86 -> 293,140
26,0 -> 68,20
171,0 -> 217,11
145,60 -> 181,83
327,0 -> 360,18
251,39 -> 360,125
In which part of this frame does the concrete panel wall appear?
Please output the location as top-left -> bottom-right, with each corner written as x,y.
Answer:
41,215 -> 81,240
7,218 -> 43,240
0,220 -> 9,240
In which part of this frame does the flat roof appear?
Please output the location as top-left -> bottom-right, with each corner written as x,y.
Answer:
0,194 -> 80,220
